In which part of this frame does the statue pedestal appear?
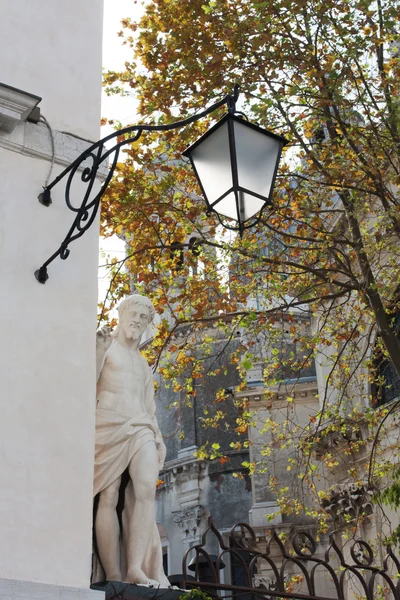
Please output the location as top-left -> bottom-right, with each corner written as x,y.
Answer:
91,582 -> 187,600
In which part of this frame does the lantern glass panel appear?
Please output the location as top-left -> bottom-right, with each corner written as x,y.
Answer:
213,192 -> 266,222
240,193 -> 266,221
189,121 -> 232,204
213,192 -> 238,221
234,118 -> 283,199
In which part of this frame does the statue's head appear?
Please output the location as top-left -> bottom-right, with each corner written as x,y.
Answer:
114,294 -> 155,341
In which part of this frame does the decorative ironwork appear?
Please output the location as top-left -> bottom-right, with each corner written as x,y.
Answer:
182,519 -> 400,600
34,86 -> 240,284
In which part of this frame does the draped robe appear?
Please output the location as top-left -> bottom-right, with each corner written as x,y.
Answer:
94,338 -> 162,496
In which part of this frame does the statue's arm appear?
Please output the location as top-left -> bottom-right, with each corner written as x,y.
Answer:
96,327 -> 113,382
145,366 -> 166,469
145,374 -> 163,444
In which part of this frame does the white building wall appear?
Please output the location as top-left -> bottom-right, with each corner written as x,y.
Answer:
1,0 -> 103,140
0,0 -> 103,590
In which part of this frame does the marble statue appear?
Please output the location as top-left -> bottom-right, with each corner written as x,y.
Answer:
94,294 -> 169,586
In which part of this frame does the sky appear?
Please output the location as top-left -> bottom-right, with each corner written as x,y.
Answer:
98,0 -> 145,304
102,0 -> 145,128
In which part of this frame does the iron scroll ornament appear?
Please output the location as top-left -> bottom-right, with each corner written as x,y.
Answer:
34,86 -> 242,284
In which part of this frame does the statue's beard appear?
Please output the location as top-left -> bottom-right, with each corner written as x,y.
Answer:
125,325 -> 142,339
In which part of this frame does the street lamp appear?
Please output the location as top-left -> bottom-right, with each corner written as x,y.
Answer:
183,112 -> 287,237
35,85 -> 287,283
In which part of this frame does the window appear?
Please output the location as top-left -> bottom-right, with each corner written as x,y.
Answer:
372,306 -> 400,407
170,241 -> 184,270
230,538 -> 254,600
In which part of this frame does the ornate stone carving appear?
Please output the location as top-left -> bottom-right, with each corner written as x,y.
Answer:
311,418 -> 366,459
173,506 -> 204,537
321,482 -> 374,521
254,573 -> 289,591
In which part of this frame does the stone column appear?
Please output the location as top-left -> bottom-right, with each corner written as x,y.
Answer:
0,1 -> 104,597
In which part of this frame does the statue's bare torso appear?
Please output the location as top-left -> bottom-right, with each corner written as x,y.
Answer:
97,341 -> 151,416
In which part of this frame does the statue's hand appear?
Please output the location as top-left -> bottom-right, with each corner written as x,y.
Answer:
97,326 -> 112,340
96,327 -> 113,381
96,327 -> 113,351
158,442 -> 167,470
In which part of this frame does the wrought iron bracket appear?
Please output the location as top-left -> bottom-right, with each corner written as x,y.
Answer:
34,85 -> 240,284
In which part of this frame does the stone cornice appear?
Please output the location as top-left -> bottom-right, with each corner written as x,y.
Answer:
237,379 -> 318,407
0,82 -> 41,132
162,454 -> 204,473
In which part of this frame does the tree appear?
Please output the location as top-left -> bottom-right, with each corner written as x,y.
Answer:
100,0 -> 400,529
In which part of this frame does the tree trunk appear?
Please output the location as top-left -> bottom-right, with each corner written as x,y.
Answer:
341,192 -> 400,377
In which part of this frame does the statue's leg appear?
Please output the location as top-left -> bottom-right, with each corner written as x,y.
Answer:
95,477 -> 122,581
145,524 -> 170,587
125,441 -> 158,584
121,480 -> 135,581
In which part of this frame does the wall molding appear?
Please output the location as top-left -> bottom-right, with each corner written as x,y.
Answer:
0,120 -> 108,177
